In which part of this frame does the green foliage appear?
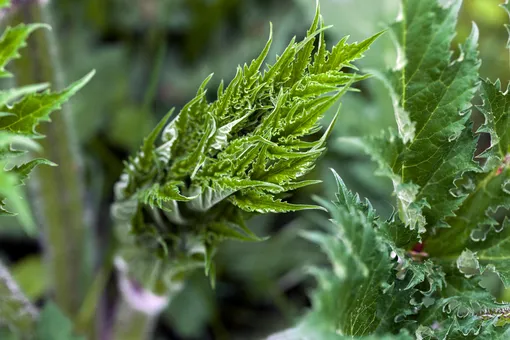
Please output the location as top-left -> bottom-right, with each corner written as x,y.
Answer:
34,303 -> 84,340
0,21 -> 93,233
291,0 -> 510,339
301,171 -> 397,336
0,12 -> 93,339
6,0 -> 510,338
0,0 -> 9,10
363,0 -> 481,234
424,0 -> 510,278
294,171 -> 445,338
297,168 -> 510,338
112,6 -> 381,290
10,256 -> 47,301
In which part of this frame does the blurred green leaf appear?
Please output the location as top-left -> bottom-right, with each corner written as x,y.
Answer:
10,256 -> 47,301
0,23 -> 49,78
35,303 -> 84,340
165,273 -> 215,338
0,0 -> 9,10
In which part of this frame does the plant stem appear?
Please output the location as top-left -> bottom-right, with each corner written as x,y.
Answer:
7,1 -> 93,318
110,257 -> 171,340
111,297 -> 157,340
0,261 -> 38,334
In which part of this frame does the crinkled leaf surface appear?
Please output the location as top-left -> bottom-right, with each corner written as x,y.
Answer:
425,1 -> 510,289
292,1 -> 510,339
417,275 -> 510,339
298,171 -> 446,338
300,172 -> 393,336
360,0 -> 480,234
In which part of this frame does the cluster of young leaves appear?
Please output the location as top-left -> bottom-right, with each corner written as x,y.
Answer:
0,16 -> 93,234
111,5 -> 382,290
291,0 -> 510,339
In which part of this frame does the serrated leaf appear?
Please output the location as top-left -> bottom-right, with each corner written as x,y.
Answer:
453,219 -> 510,287
273,179 -> 322,193
477,80 -> 510,163
0,167 -> 33,232
187,177 -> 282,212
418,275 -> 510,339
426,170 -> 510,257
229,188 -> 323,213
0,83 -> 49,108
10,158 -> 56,185
0,22 -> 94,234
360,0 -> 481,233
0,131 -> 40,161
170,113 -> 216,179
323,30 -> 385,72
139,108 -> 173,171
301,170 -> 394,336
0,23 -> 49,78
0,70 -> 95,137
277,1 -> 510,339
255,147 -> 324,185
426,79 -> 510,258
245,22 -> 273,81
207,222 -> 266,242
138,181 -> 193,211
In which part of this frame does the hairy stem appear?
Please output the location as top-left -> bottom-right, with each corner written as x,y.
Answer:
0,261 -> 38,334
111,298 -> 158,340
7,0 -> 94,318
110,258 -> 172,340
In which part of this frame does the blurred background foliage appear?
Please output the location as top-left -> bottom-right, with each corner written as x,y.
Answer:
0,0 -> 509,339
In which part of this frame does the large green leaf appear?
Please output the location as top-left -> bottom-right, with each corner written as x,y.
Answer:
359,0 -> 481,233
426,67 -> 510,271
